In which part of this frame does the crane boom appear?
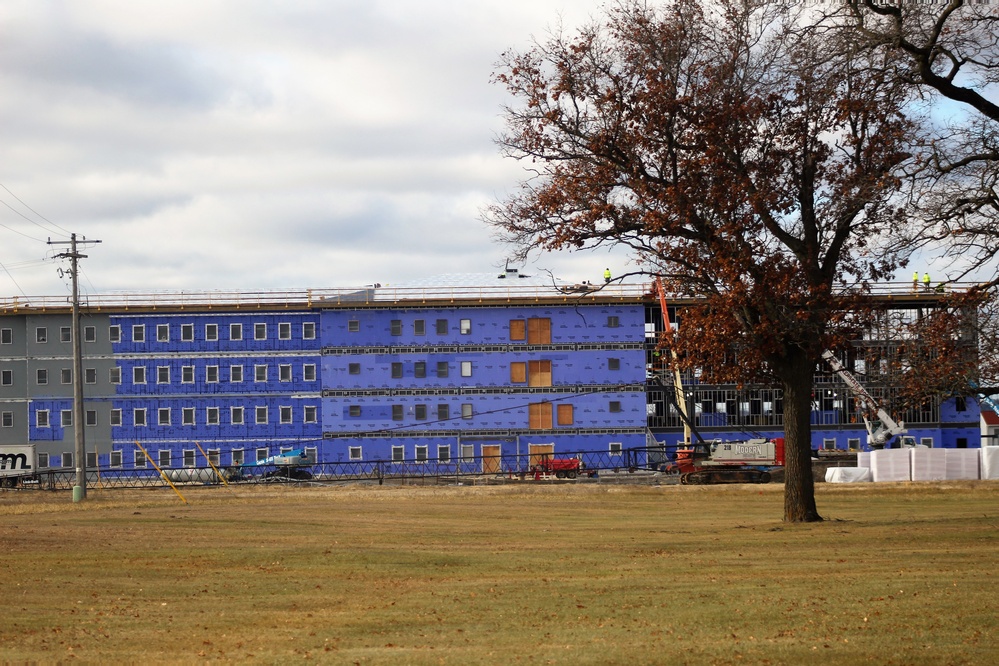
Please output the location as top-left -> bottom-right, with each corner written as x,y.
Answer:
655,278 -> 691,444
821,350 -> 911,449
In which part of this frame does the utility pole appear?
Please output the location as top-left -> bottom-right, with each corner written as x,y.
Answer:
49,234 -> 101,502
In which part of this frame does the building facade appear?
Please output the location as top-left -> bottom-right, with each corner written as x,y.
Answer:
0,275 -> 984,476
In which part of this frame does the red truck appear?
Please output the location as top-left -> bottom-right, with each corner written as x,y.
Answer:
534,456 -> 583,479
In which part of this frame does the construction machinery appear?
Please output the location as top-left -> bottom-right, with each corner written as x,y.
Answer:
653,278 -> 784,483
235,448 -> 314,481
821,350 -> 917,449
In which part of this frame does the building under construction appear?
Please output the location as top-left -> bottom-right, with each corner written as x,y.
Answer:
0,270 -> 985,478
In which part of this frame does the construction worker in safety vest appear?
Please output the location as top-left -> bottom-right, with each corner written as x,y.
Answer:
912,270 -> 919,290
922,272 -> 931,291
604,268 -> 612,283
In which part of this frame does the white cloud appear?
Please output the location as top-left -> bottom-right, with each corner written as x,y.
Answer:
0,0 -> 634,297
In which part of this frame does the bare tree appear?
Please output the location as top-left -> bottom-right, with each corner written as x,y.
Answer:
487,0 -> 914,521
841,0 -> 999,287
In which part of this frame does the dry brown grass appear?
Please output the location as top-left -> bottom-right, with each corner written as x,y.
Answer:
1,481 -> 997,664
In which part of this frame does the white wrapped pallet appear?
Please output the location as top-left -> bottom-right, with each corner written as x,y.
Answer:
825,467 -> 872,483
857,452 -> 871,471
945,449 -> 980,480
910,447 -> 948,482
871,449 -> 911,482
981,447 -> 999,480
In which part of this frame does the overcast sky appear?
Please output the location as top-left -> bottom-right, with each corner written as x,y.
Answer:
0,0 -> 639,298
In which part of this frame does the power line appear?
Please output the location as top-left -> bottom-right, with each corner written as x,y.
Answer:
0,182 -> 73,238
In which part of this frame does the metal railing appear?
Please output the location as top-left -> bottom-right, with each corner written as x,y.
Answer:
1,447 -> 681,492
1,281 -> 980,313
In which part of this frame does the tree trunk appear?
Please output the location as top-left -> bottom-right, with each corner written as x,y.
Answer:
781,359 -> 823,522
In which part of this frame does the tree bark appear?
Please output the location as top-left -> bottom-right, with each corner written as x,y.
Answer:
781,357 -> 823,523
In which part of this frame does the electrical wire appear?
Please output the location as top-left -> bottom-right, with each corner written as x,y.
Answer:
0,182 -> 73,238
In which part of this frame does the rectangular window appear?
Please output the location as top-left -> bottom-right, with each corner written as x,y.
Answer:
436,319 -> 448,335
349,405 -> 361,417
528,360 -> 552,387
61,326 -> 71,343
438,445 -> 451,462
609,401 -> 622,413
527,318 -> 551,344
84,326 -> 96,343
231,407 -> 244,425
183,407 -> 195,425
392,446 -> 404,463
231,450 -> 244,466
181,366 -> 194,384
608,358 -> 621,371
461,361 -> 472,377
85,368 -> 97,384
61,409 -> 72,427
61,452 -> 73,468
279,364 -> 292,382
414,361 -> 426,378
183,450 -> 196,467
348,320 -> 360,332
157,324 -> 169,342
557,404 -> 574,425
304,405 -> 317,423
134,408 -> 147,426
348,362 -> 361,375
159,450 -> 171,468
135,451 -> 147,468
87,450 -> 97,469
461,444 -> 474,462
230,365 -> 243,382
823,438 -> 836,451
462,403 -> 473,419
255,406 -> 268,424
847,438 -> 861,450
208,449 -> 220,466
110,409 -> 121,426
0,370 -> 10,386
437,403 -> 450,421
61,368 -> 72,384
110,450 -> 122,467
392,404 -> 404,421
0,328 -> 11,344
437,362 -> 449,378
37,452 -> 49,469
133,366 -> 146,384
255,365 -> 267,382
529,402 -> 553,429
206,365 -> 219,383
303,322 -> 316,339
254,323 -> 267,340
279,322 -> 292,340
37,409 -> 50,427
303,364 -> 316,381
391,362 -> 403,379
415,404 -> 427,420
181,323 -> 194,341
109,325 -> 121,343
157,366 -> 170,384
349,446 -> 363,461
607,316 -> 620,328
415,445 -> 428,462
460,319 -> 471,335
158,408 -> 170,426
230,323 -> 242,341
414,319 -> 426,336
1,411 -> 11,427
35,327 -> 47,343
109,367 -> 121,384
510,319 -> 526,341
205,323 -> 218,341
36,368 -> 48,385
609,442 -> 623,456
280,406 -> 292,424
132,324 -> 144,342
86,410 -> 97,426
390,320 -> 402,336
206,407 -> 220,425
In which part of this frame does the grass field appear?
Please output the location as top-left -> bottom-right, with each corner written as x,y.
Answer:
1,480 -> 997,664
